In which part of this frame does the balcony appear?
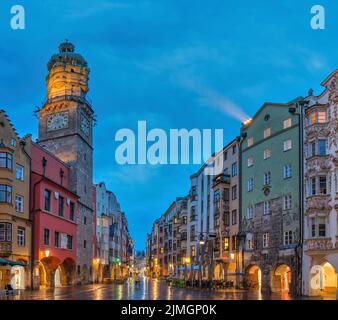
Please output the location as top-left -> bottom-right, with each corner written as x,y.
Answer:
305,123 -> 330,140
213,173 -> 230,188
0,242 -> 12,257
306,155 -> 330,174
305,195 -> 330,214
305,238 -> 334,251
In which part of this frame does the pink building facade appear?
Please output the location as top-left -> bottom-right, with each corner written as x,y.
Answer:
29,140 -> 78,289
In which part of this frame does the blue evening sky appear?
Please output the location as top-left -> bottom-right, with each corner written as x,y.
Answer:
0,0 -> 337,250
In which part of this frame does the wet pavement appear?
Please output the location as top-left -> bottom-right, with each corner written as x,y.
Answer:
8,278 -> 336,300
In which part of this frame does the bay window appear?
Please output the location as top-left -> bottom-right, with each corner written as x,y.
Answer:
0,152 -> 12,169
0,185 -> 12,204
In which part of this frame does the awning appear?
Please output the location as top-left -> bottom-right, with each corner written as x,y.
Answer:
0,258 -> 26,267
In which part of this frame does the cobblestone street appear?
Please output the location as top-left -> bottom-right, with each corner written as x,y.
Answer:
5,278 -> 334,300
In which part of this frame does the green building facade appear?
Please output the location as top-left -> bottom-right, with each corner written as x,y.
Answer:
240,99 -> 302,295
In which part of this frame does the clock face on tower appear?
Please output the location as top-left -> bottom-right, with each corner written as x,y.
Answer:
47,112 -> 69,132
81,113 -> 90,136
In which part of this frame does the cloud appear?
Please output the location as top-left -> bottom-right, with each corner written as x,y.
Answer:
176,76 -> 250,123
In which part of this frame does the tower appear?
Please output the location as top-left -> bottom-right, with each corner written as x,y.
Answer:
38,40 -> 94,284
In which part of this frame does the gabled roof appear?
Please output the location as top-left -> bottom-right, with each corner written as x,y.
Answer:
0,109 -> 20,141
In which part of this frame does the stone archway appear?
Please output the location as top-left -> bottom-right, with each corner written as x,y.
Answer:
246,265 -> 262,290
271,264 -> 292,293
40,256 -> 61,287
309,261 -> 337,297
59,258 -> 76,286
11,266 -> 25,290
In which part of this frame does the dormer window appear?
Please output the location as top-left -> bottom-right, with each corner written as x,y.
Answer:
10,138 -> 16,147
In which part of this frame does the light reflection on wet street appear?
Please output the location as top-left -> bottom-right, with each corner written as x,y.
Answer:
12,277 -> 333,300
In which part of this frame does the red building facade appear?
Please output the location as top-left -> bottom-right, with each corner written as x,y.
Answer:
29,140 -> 78,289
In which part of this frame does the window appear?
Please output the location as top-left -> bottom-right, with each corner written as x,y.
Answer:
58,196 -> 64,217
232,145 -> 237,154
247,156 -> 254,167
55,231 -> 60,247
283,231 -> 293,246
264,148 -> 271,160
191,245 -> 196,257
16,164 -> 24,181
43,229 -> 50,246
231,162 -> 237,177
283,118 -> 292,129
318,139 -> 327,156
247,137 -> 254,147
223,211 -> 230,226
264,172 -> 271,185
17,227 -> 25,247
283,195 -> 292,210
263,233 -> 269,248
44,190 -> 51,212
0,223 -> 12,241
231,210 -> 237,225
231,185 -> 237,200
247,178 -> 253,192
283,139 -> 292,151
310,177 -> 316,196
263,201 -> 270,215
232,235 -> 238,251
309,110 -> 327,124
0,185 -> 12,204
84,240 -> 87,248
70,202 -> 75,221
15,195 -> 24,213
10,138 -> 16,147
182,216 -> 187,225
319,176 -> 327,195
247,235 -> 254,250
247,206 -> 253,219
0,152 -> 13,169
311,217 -> 326,238
283,164 -> 292,179
67,235 -> 73,250
264,128 -> 271,139
309,141 -> 316,157
318,217 -> 326,237
84,216 -> 87,225
223,237 -> 229,251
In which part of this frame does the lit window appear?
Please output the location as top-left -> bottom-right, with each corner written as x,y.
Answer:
283,118 -> 292,129
283,139 -> 292,151
223,237 -> 229,251
264,128 -> 271,139
264,148 -> 271,160
308,110 -> 327,124
247,156 -> 254,167
247,137 -> 254,147
15,195 -> 24,213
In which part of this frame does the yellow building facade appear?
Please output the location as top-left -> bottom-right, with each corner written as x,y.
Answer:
0,110 -> 32,290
